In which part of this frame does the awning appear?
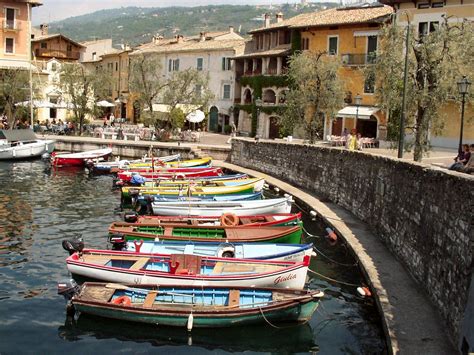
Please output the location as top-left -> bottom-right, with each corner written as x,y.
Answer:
337,106 -> 380,119
148,104 -> 200,113
96,100 -> 115,107
0,59 -> 38,71
0,129 -> 37,142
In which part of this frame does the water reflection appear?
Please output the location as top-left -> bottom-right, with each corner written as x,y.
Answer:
59,314 -> 319,353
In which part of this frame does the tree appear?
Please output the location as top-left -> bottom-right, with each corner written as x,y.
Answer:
60,63 -> 110,135
129,53 -> 168,126
369,19 -> 473,161
282,51 -> 345,143
0,69 -> 31,129
161,68 -> 214,128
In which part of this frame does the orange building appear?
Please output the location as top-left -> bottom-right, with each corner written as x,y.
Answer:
31,24 -> 85,62
294,4 -> 394,139
0,0 -> 42,70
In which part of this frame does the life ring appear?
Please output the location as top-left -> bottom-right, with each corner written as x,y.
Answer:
217,243 -> 236,258
175,173 -> 186,180
112,296 -> 131,306
220,213 -> 239,227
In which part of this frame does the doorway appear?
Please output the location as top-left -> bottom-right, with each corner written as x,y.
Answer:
331,117 -> 343,136
269,117 -> 280,139
356,117 -> 378,138
209,106 -> 218,132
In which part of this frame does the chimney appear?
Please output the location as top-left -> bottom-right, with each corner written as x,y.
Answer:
276,12 -> 284,23
264,13 -> 271,28
175,34 -> 184,43
152,35 -> 163,44
40,23 -> 48,36
229,26 -> 234,33
199,32 -> 206,42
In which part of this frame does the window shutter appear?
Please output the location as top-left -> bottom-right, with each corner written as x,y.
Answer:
168,59 -> 172,72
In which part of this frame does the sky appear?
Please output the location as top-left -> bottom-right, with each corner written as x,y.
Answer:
33,0 -> 317,24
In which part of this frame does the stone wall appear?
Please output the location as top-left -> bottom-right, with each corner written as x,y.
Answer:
230,138 -> 473,344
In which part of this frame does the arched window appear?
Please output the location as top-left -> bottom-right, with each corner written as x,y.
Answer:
263,89 -> 276,104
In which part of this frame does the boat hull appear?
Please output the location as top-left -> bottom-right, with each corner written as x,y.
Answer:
0,140 -> 54,160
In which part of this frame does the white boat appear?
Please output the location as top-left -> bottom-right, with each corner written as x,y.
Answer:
66,249 -> 310,289
0,129 -> 54,160
120,240 -> 315,262
52,148 -> 113,166
151,196 -> 293,216
90,153 -> 181,173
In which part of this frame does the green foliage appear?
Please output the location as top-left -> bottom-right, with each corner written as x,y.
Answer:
291,30 -> 301,54
169,107 -> 185,129
49,5 -> 336,46
370,20 -> 473,161
224,124 -> 232,134
282,51 -> 344,143
0,69 -> 31,128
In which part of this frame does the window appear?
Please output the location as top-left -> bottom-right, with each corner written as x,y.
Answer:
222,57 -> 231,71
115,62 -> 118,71
51,62 -> 57,72
364,72 -> 375,94
328,36 -> 338,55
5,38 -> 14,54
5,8 -> 15,29
223,84 -> 231,99
418,21 -> 439,36
302,38 -> 310,50
195,84 -> 202,98
417,3 -> 430,8
67,44 -> 72,52
197,57 -> 203,71
169,59 -> 179,71
41,42 -> 47,49
431,1 -> 444,7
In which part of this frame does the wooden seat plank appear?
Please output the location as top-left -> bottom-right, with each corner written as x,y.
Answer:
143,291 -> 158,308
228,290 -> 240,307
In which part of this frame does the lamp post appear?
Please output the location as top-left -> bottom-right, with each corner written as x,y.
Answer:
398,21 -> 410,159
457,76 -> 471,155
354,94 -> 362,122
255,97 -> 262,139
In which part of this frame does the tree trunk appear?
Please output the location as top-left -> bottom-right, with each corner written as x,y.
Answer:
413,106 -> 426,162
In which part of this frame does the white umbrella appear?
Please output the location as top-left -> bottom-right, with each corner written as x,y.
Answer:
186,110 -> 205,123
96,100 -> 115,107
15,100 -> 56,108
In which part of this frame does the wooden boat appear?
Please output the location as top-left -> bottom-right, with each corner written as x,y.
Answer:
115,173 -> 249,187
124,212 -> 302,228
66,250 -> 310,288
0,129 -> 55,160
125,177 -> 263,189
52,148 -> 113,167
113,239 -> 314,262
66,282 -> 324,328
108,222 -> 302,244
134,192 -> 263,207
122,179 -> 265,200
151,196 -> 293,216
89,154 -> 181,174
117,167 -> 223,182
125,157 -> 212,170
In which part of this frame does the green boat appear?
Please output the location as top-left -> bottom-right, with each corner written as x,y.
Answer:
108,223 -> 303,244
65,282 -> 324,329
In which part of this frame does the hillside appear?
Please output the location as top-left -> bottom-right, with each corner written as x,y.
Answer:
48,4 -> 337,47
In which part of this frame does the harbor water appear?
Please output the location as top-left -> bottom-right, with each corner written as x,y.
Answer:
0,160 -> 387,354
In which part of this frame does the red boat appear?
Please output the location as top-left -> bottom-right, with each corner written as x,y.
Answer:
52,148 -> 113,167
117,167 -> 223,182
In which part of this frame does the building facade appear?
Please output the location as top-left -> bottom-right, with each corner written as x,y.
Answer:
0,0 -> 41,70
381,0 -> 474,148
31,27 -> 85,62
131,28 -> 245,132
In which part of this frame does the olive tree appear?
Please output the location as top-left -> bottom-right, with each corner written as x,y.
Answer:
282,51 -> 345,143
0,68 -> 31,128
369,18 -> 473,161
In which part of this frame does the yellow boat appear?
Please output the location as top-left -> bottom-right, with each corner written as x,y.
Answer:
137,177 -> 261,189
122,178 -> 265,199
126,157 -> 212,169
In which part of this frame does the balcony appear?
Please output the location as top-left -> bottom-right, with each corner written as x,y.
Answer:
35,48 -> 81,60
2,20 -> 20,32
341,53 -> 377,66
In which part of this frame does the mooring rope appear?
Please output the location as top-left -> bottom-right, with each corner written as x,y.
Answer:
307,269 -> 360,287
312,246 -> 358,267
259,307 -> 311,329
302,226 -> 321,239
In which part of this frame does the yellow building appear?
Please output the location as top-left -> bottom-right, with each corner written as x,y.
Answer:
381,0 -> 474,148
0,0 -> 41,70
295,4 -> 394,139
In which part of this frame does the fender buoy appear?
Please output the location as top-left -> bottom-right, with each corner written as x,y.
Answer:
325,227 -> 337,242
220,213 -> 239,227
357,286 -> 372,297
133,239 -> 144,253
175,173 -> 186,180
217,243 -> 236,258
112,295 -> 132,306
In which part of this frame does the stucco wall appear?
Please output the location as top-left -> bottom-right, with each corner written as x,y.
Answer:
230,138 -> 473,344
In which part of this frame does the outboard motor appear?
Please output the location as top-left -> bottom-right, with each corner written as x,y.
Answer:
124,211 -> 139,223
109,233 -> 126,250
57,279 -> 80,316
62,236 -> 84,256
145,195 -> 155,215
41,152 -> 51,160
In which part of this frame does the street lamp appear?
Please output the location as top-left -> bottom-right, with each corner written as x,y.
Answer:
457,76 -> 471,155
354,94 -> 362,121
255,97 -> 263,139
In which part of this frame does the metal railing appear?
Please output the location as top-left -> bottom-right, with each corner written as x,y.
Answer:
2,20 -> 20,31
341,53 -> 377,66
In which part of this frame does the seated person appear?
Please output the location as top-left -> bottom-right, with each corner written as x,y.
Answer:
462,144 -> 474,174
449,144 -> 470,171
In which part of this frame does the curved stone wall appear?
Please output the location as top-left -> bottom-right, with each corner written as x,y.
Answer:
230,138 -> 473,345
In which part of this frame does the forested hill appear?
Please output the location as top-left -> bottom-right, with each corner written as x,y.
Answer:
48,4 -> 337,47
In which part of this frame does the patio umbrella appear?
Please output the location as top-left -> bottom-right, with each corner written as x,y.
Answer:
96,100 -> 115,107
186,109 -> 205,130
15,100 -> 56,108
